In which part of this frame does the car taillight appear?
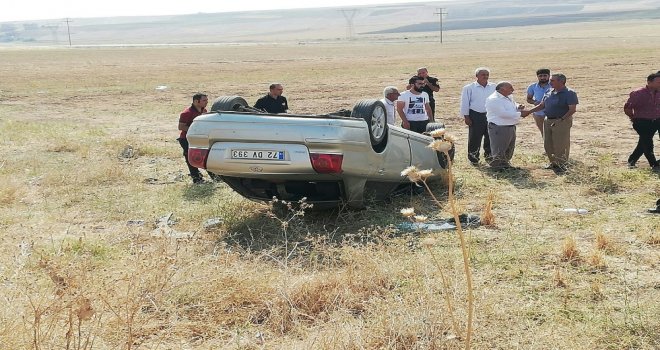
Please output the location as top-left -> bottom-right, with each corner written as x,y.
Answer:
310,153 -> 343,174
188,148 -> 208,169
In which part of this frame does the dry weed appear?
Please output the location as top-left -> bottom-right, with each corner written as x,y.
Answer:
587,249 -> 607,269
594,231 -> 611,251
560,236 -> 580,264
590,280 -> 605,301
0,180 -> 22,205
481,191 -> 496,227
554,269 -> 567,288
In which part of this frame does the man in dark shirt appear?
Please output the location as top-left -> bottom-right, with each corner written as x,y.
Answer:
254,83 -> 289,113
624,72 -> 660,169
416,67 -> 440,117
528,73 -> 579,171
178,93 -> 208,183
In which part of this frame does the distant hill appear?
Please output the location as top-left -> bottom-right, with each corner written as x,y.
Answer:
1,0 -> 658,45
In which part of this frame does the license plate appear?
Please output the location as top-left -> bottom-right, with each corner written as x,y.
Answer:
231,149 -> 285,160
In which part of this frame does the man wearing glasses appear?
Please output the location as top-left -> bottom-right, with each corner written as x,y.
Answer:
397,76 -> 434,133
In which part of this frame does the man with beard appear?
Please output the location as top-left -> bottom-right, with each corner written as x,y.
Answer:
254,83 -> 288,113
397,76 -> 434,133
460,67 -> 496,165
527,68 -> 552,136
624,71 -> 660,170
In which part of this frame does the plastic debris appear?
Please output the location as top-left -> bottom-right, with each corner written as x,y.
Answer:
563,208 -> 588,214
203,218 -> 223,230
397,214 -> 481,232
155,85 -> 168,91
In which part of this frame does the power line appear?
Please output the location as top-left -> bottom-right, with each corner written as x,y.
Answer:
63,18 -> 73,46
434,8 -> 448,43
339,9 -> 357,39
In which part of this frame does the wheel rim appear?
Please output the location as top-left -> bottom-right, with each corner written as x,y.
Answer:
371,106 -> 386,141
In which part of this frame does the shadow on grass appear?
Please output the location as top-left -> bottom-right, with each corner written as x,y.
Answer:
219,198 -> 419,259
181,182 -> 217,201
481,166 -> 550,189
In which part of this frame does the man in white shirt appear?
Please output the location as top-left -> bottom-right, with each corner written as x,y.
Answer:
460,67 -> 496,165
380,86 -> 400,125
397,76 -> 434,133
485,81 -> 531,169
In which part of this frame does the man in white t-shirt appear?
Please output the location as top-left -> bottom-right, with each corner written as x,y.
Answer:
485,81 -> 531,169
380,86 -> 400,125
397,76 -> 434,133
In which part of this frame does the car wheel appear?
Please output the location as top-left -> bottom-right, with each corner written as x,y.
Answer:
351,99 -> 388,149
211,96 -> 249,112
425,122 -> 446,133
426,122 -> 455,168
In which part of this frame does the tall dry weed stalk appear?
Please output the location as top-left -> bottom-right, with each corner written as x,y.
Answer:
481,192 -> 496,227
401,132 -> 474,349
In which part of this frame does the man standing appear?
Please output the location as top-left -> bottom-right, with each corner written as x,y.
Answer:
486,82 -> 531,169
416,67 -> 441,117
397,76 -> 434,133
178,93 -> 209,184
528,73 -> 579,170
460,67 -> 496,165
526,68 -> 552,136
380,86 -> 400,125
254,83 -> 288,113
624,72 -> 660,169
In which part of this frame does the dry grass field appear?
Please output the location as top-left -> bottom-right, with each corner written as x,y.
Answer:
1,19 -> 659,349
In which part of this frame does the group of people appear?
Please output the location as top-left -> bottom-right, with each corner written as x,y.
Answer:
176,84 -> 289,183
382,67 -> 660,173
176,69 -> 659,184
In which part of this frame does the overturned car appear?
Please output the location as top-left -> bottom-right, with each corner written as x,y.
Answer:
186,96 -> 454,208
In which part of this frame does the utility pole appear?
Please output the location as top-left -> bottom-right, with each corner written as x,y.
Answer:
339,9 -> 357,40
63,18 -> 72,46
434,8 -> 448,43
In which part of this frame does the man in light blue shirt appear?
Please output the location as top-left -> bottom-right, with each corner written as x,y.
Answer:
526,68 -> 551,136
460,67 -> 496,165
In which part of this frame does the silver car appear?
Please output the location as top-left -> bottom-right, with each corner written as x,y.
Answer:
186,96 -> 453,208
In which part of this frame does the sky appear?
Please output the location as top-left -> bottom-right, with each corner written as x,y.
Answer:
0,0 -> 434,22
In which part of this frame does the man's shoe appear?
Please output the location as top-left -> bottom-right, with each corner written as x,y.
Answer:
627,161 -> 636,169
652,163 -> 660,172
544,163 -> 558,170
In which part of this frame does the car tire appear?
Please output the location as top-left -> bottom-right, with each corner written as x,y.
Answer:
351,99 -> 388,150
211,96 -> 249,112
426,122 -> 455,168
